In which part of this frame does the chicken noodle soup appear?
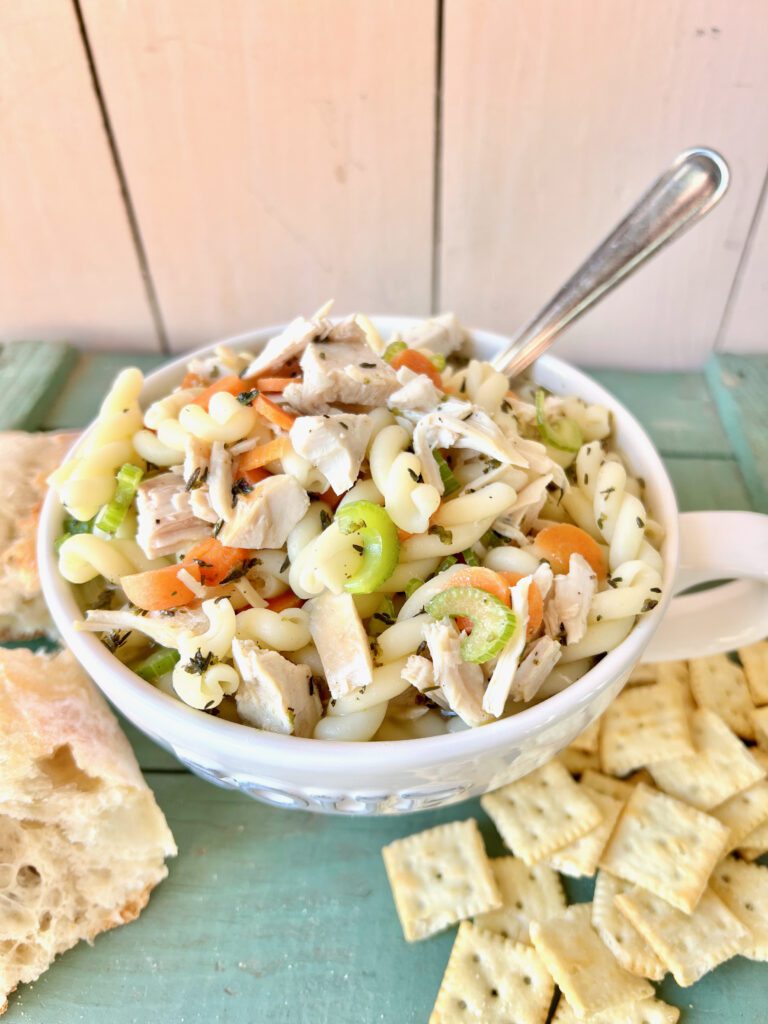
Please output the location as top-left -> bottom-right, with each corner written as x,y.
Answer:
50,308 -> 664,741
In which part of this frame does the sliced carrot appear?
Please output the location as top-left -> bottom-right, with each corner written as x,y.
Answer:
498,572 -> 543,640
237,436 -> 293,473
192,374 -> 250,410
121,562 -> 203,611
319,487 -> 343,511
254,393 -> 296,430
181,371 -> 204,388
435,566 -> 509,634
390,348 -> 442,388
255,376 -> 300,392
240,466 -> 270,486
183,538 -> 252,586
267,591 -> 304,613
535,523 -> 607,582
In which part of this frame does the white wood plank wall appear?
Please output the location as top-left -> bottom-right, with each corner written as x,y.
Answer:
0,1 -> 766,366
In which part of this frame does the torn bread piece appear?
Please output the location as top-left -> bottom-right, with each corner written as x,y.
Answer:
615,886 -> 748,987
710,857 -> 768,961
429,921 -> 554,1024
599,676 -> 693,776
738,641 -> 768,707
530,904 -> 653,1019
592,870 -> 666,981
689,653 -> 755,740
551,995 -> 680,1024
481,761 -> 602,865
547,787 -> 623,878
473,856 -> 565,943
0,648 -> 175,1015
382,819 -> 500,942
599,783 -> 729,913
648,708 -> 765,810
0,430 -> 77,638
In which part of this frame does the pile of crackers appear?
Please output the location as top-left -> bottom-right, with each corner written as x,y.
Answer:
382,643 -> 768,1022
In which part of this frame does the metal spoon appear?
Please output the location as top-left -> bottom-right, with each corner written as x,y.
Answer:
491,147 -> 730,377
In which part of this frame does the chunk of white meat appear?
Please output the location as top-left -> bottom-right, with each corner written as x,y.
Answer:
306,592 -> 373,698
183,435 -> 210,491
283,340 -> 399,413
387,366 -> 443,419
327,316 -> 367,344
135,472 -> 211,559
189,486 -> 218,524
402,653 -> 449,710
413,401 -> 529,494
218,474 -> 309,549
242,315 -> 332,379
231,638 -> 320,737
493,475 -> 553,539
207,441 -> 234,522
483,575 -> 532,716
543,553 -> 598,646
508,637 -> 562,702
289,413 -> 373,493
78,606 -> 209,649
424,620 -> 491,727
402,313 -> 468,357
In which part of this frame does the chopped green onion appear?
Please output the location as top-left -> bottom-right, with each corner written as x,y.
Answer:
55,514 -> 96,553
535,388 -> 583,453
382,340 -> 407,363
94,463 -> 144,535
461,548 -> 480,567
436,555 -> 458,575
433,450 -> 460,495
336,500 -> 400,594
369,596 -> 396,636
404,577 -> 424,599
134,647 -> 180,682
426,586 -> 516,663
430,353 -> 447,372
480,528 -> 506,550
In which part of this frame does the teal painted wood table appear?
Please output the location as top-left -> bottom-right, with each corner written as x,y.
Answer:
3,348 -> 767,1024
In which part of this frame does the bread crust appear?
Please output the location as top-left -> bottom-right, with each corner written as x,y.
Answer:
0,648 -> 176,1014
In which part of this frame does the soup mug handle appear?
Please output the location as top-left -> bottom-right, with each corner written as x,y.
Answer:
641,511 -> 768,663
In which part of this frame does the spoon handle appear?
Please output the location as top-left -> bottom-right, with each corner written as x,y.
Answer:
491,147 -> 730,377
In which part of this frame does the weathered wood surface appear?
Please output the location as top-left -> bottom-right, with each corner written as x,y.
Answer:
439,0 -> 768,368
2,349 -> 766,1022
0,0 -> 160,350
80,0 -> 438,352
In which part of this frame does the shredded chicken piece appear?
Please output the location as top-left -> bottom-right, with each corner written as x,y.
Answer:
218,475 -> 309,549
387,367 -> 443,419
402,313 -> 468,357
231,638 -> 320,737
543,553 -> 598,646
78,606 -> 208,649
242,315 -> 332,379
135,472 -> 211,559
483,575 -> 532,716
207,442 -> 234,523
289,413 -> 373,493
402,653 -> 448,710
424,620 -> 491,726
509,636 -> 562,702
283,340 -> 399,413
306,592 -> 373,698
413,401 -> 529,494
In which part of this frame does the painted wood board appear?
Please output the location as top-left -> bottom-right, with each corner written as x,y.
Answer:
705,354 -> 768,513
439,0 -> 768,368
717,173 -> 768,354
80,0 -> 438,352
0,0 -> 159,351
0,342 -> 77,430
3,774 -> 766,1024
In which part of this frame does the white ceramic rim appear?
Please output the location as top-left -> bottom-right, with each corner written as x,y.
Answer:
38,317 -> 678,772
